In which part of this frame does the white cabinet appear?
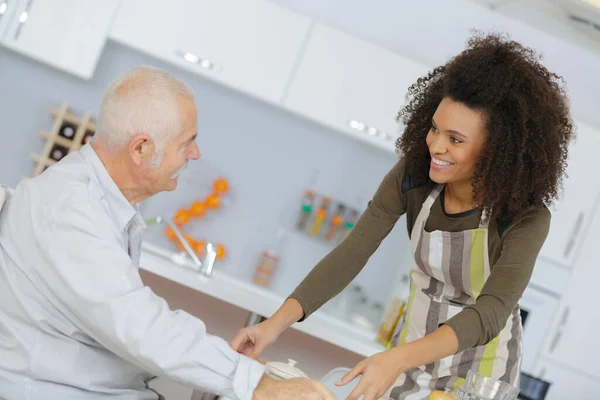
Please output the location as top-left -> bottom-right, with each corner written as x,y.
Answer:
109,0 -> 312,104
532,357 -> 600,400
539,203 -> 600,377
538,121 -> 600,268
283,23 -> 431,154
0,0 -> 121,79
517,279 -> 561,374
0,0 -> 18,41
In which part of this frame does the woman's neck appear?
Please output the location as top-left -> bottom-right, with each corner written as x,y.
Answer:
443,181 -> 476,214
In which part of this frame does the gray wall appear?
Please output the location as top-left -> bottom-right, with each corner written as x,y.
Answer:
0,41 -> 412,307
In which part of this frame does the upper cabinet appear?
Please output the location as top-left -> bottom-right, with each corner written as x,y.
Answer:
538,121 -> 600,269
0,0 -> 18,41
109,0 -> 312,104
0,0 -> 121,79
282,23 -> 432,154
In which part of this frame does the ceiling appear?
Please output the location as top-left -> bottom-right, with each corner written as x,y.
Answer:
470,0 -> 600,58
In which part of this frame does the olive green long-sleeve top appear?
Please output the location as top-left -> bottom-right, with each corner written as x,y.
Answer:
289,158 -> 550,352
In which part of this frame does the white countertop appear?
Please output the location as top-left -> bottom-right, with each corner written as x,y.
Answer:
140,243 -> 386,358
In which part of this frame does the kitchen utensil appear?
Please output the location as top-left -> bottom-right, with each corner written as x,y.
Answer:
454,371 -> 519,400
264,359 -> 308,380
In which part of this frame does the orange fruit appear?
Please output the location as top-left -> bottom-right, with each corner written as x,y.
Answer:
164,227 -> 177,241
205,193 -> 221,209
216,243 -> 226,259
192,240 -> 206,256
213,178 -> 229,194
174,209 -> 191,226
176,234 -> 194,250
190,201 -> 206,218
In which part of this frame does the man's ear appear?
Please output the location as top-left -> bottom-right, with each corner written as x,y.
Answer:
128,134 -> 154,166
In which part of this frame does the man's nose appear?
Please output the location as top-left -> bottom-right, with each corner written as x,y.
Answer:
189,142 -> 201,160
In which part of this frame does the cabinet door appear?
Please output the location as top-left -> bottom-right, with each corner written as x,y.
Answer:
532,357 -> 600,400
517,281 -> 561,374
109,0 -> 183,58
1,0 -> 120,79
283,23 -> 431,154
540,204 -> 600,377
110,0 -> 311,104
0,0 -> 19,41
538,121 -> 600,268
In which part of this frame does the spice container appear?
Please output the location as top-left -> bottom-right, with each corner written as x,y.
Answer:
252,229 -> 286,288
377,274 -> 410,346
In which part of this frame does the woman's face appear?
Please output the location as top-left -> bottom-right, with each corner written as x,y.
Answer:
426,97 -> 487,186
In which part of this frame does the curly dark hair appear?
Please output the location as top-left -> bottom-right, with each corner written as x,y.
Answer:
396,32 -> 574,221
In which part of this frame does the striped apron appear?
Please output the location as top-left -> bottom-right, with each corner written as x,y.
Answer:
386,185 -> 523,399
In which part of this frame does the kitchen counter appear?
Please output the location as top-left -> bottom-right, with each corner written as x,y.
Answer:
140,243 -> 386,358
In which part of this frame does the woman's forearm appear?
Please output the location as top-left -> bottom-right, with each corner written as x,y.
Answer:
266,298 -> 305,333
393,325 -> 460,370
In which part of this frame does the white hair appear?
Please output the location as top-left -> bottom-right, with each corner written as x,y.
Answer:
94,65 -> 195,166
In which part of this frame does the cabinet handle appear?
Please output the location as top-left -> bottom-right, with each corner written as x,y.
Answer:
12,0 -> 34,41
175,50 -> 222,73
563,212 -> 584,258
548,307 -> 570,354
548,331 -> 562,354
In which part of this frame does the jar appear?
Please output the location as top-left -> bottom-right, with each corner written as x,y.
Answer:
264,359 -> 309,380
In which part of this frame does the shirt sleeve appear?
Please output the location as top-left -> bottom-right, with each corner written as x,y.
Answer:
289,159 -> 407,320
35,200 -> 264,400
444,207 -> 551,352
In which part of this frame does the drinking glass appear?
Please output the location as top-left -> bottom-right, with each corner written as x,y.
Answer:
453,371 -> 519,400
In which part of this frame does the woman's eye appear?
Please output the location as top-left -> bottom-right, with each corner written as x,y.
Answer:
431,125 -> 439,133
450,137 -> 463,144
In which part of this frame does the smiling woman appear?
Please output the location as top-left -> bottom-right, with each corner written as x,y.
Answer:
230,32 -> 574,400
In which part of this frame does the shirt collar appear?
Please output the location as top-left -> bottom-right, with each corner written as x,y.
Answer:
79,143 -> 146,232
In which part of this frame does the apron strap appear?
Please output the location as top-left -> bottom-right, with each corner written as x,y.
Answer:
479,208 -> 491,229
413,184 -> 491,234
410,184 -> 444,246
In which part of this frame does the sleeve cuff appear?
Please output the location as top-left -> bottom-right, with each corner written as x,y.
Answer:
232,356 -> 266,400
443,308 -> 482,353
287,295 -> 310,322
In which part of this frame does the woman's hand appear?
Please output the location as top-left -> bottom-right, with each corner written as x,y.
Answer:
230,319 -> 281,359
231,299 -> 305,358
336,347 -> 408,400
337,325 -> 460,400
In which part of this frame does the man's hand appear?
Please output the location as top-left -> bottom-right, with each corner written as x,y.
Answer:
252,375 -> 335,400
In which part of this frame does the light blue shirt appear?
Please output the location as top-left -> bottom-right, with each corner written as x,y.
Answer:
0,144 -> 264,400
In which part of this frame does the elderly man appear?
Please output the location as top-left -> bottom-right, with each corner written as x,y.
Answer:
0,66 -> 333,400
